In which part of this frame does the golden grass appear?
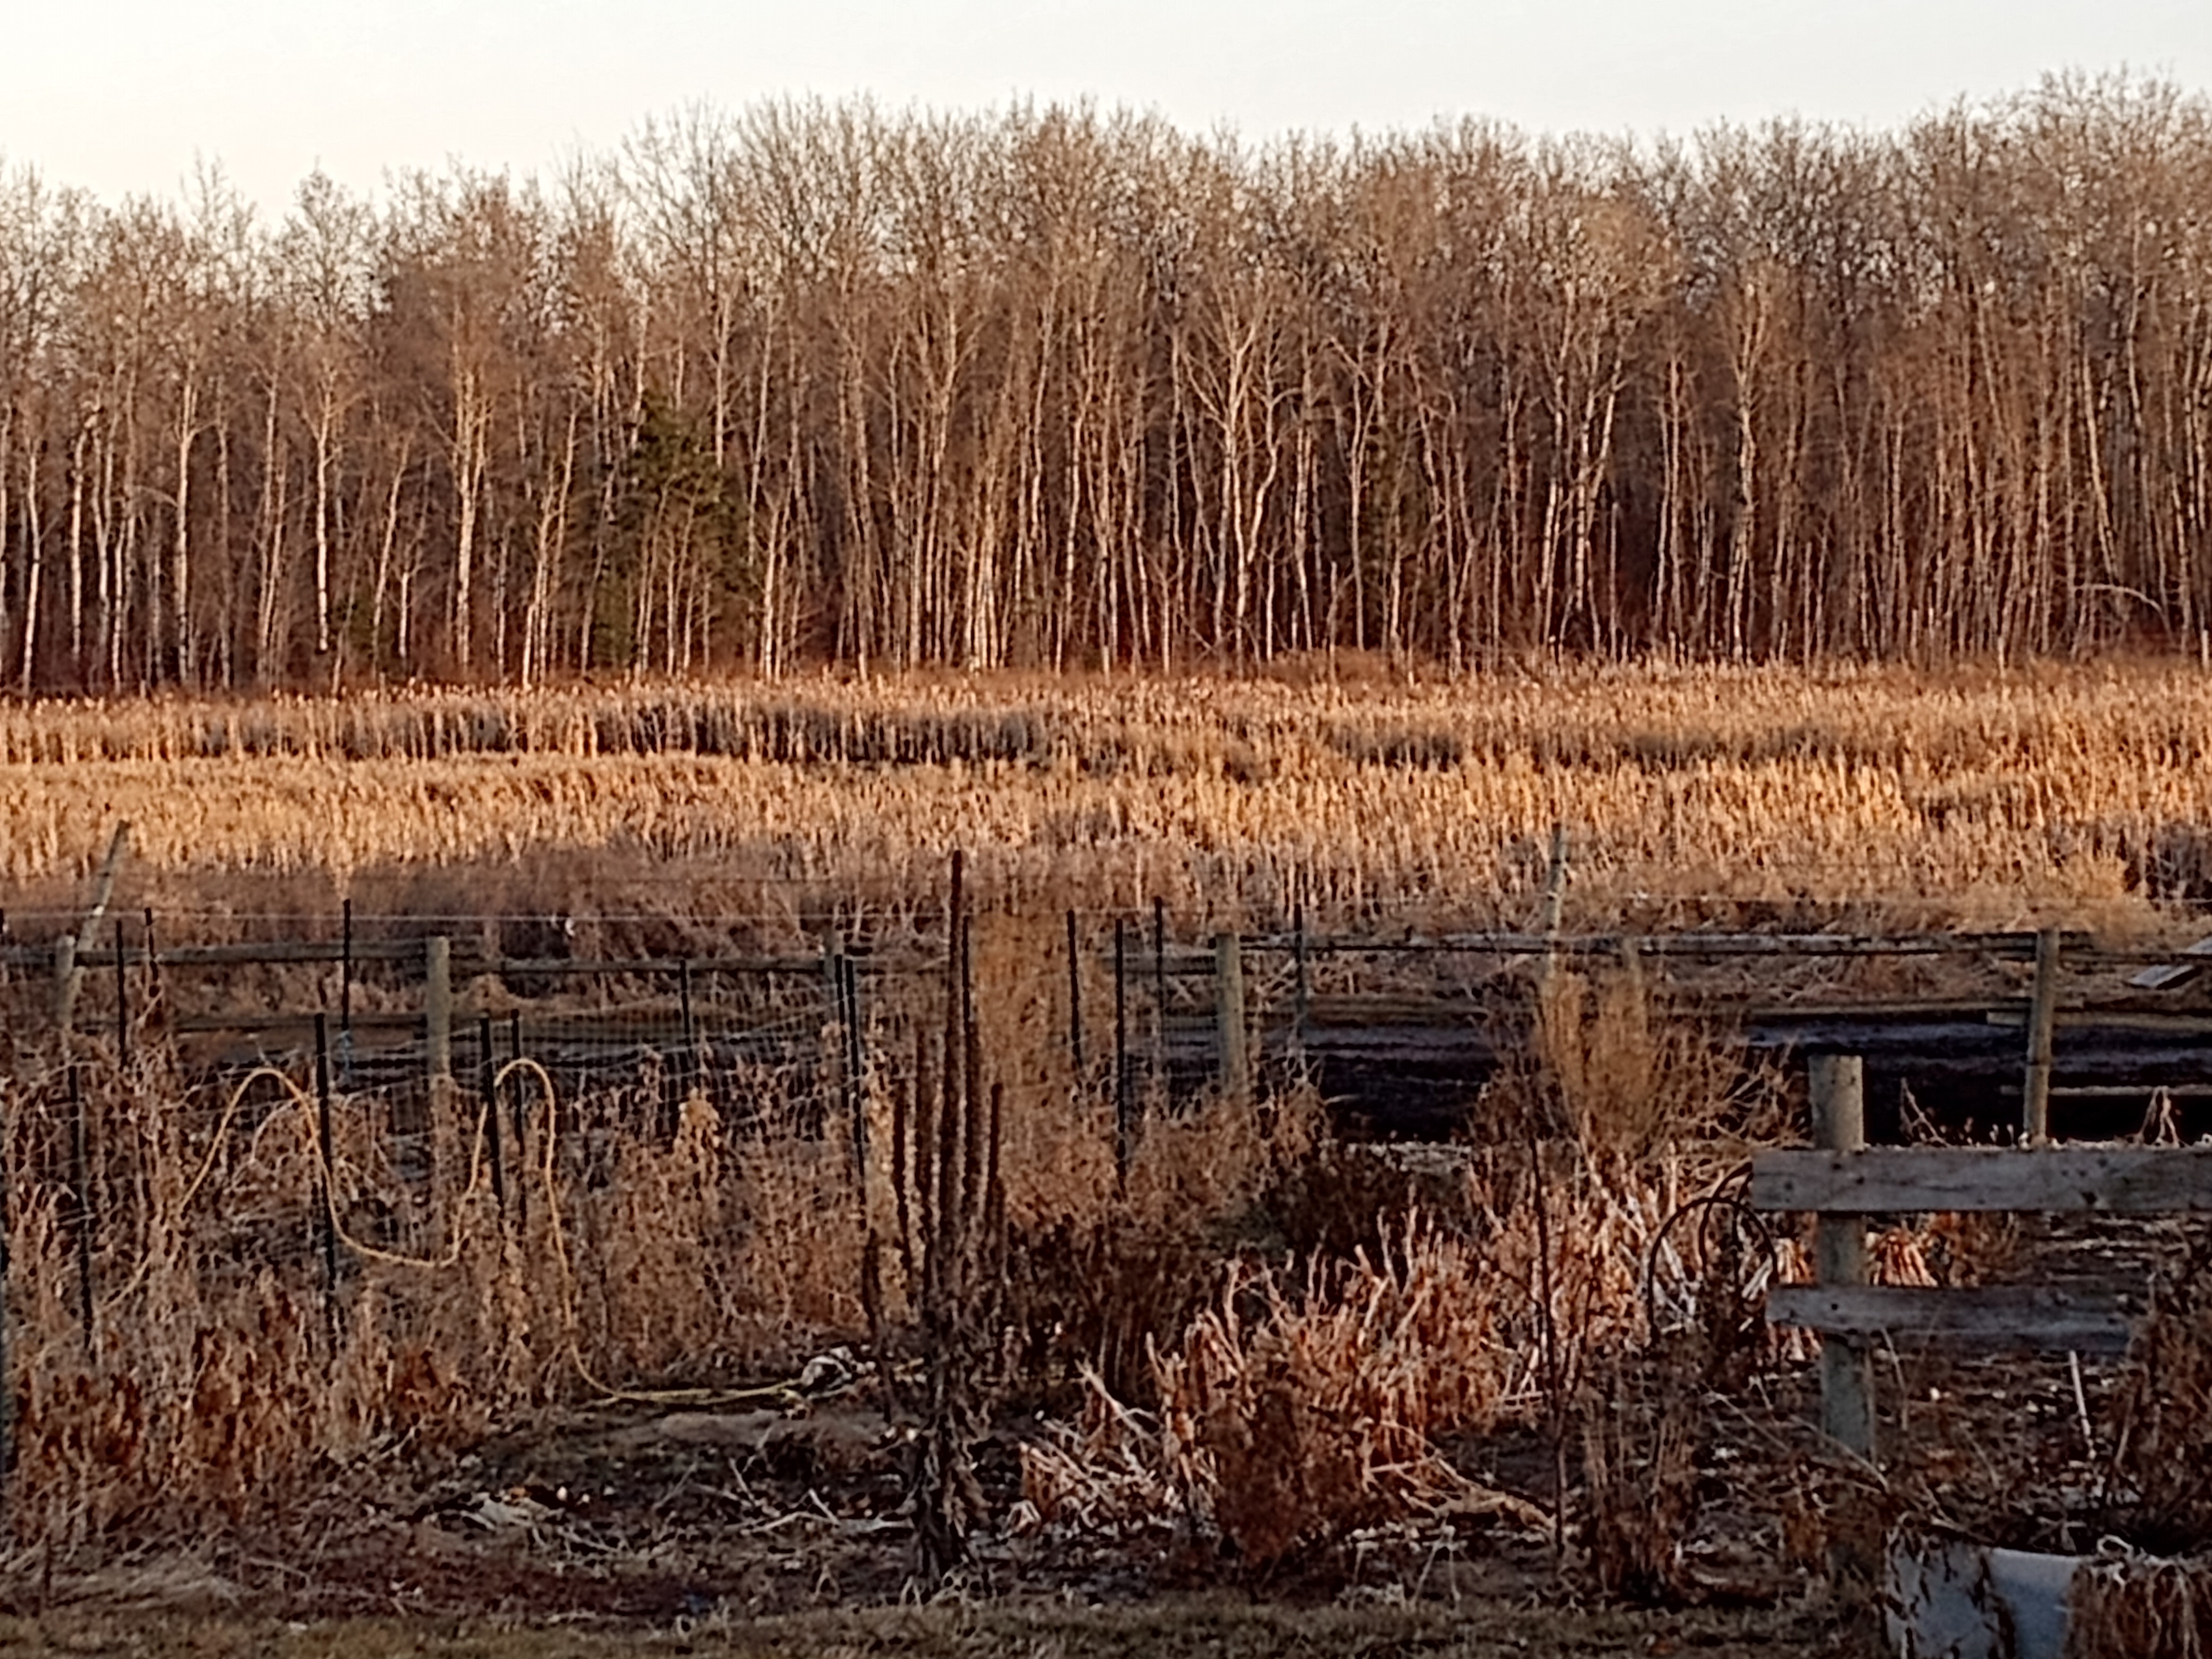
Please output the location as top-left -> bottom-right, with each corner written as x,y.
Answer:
0,661 -> 2205,940
7,663 -> 2207,1577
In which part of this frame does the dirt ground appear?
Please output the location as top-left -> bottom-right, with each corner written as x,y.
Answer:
0,1594 -> 1839,1657
5,1209 -> 2174,1659
0,1378 -> 1861,1658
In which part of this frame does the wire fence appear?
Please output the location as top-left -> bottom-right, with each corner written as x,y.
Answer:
0,884 -> 2207,1540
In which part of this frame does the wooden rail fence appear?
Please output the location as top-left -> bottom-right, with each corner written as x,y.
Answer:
1750,1050 -> 2212,1622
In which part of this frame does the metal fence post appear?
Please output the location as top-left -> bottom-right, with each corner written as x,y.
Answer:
1114,917 -> 1131,1183
68,1064 -> 94,1351
313,1013 -> 340,1348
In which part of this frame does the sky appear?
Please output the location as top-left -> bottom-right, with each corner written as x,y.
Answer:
4,0 -> 2210,217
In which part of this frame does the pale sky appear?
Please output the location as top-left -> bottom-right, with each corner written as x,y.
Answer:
5,0 -> 2210,216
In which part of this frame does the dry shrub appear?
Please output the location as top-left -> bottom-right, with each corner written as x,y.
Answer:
1019,1201 -> 1540,1566
1017,1370 -> 1185,1538
988,1085 -> 1318,1405
1150,1210 -> 1516,1567
4,1048 -> 881,1552
1119,1142 -> 1711,1576
2104,1230 -> 2212,1555
2070,1566 -> 2212,1654
1525,962 -> 1786,1158
1580,1343 -> 1702,1603
2070,1557 -> 2212,1659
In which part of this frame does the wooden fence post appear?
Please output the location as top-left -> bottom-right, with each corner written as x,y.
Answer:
424,934 -> 453,1103
1809,1050 -> 1878,1624
51,935 -> 74,1035
1215,933 -> 1250,1107
54,822 -> 131,1037
2023,928 -> 2062,1145
1810,1052 -> 1873,1459
1065,910 -> 1084,1083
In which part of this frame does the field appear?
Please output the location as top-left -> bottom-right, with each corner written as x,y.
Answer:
7,658 -> 2212,928
0,661 -> 2209,1653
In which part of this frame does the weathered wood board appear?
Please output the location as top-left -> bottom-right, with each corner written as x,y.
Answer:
1750,1146 -> 2212,1214
1765,1284 -> 2138,1354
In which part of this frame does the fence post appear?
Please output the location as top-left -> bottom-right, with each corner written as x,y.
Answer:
1153,897 -> 1168,1082
313,1013 -> 340,1348
1113,917 -> 1131,1183
1292,902 -> 1310,1056
1065,910 -> 1084,1083
1811,1053 -> 1873,1456
2023,928 -> 2062,1145
1538,822 -> 1570,994
55,822 -> 130,1036
0,1067 -> 11,1484
113,920 -> 130,1074
478,1015 -> 506,1213
339,898 -> 355,1087
68,1064 -> 93,1352
678,956 -> 697,1063
424,935 -> 453,1099
842,953 -> 867,1183
52,934 -> 76,1035
1215,933 -> 1250,1107
1810,1051 -> 1878,1619
822,932 -> 842,1114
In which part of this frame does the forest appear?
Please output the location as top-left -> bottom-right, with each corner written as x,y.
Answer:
1,72 -> 2209,690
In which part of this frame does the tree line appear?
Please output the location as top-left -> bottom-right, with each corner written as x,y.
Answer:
1,73 -> 2209,691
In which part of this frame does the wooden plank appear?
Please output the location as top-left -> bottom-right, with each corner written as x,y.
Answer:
2129,934 -> 2212,991
1766,1285 -> 2136,1354
1750,1146 -> 2212,1214
1745,998 -> 2025,1022
1274,930 -> 2046,959
468,952 -> 830,977
1988,1008 -> 2212,1034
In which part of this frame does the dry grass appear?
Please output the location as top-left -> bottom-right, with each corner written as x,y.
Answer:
6,662 -> 2209,1596
0,663 -> 2205,941
3,927 -> 1322,1558
1020,974 -> 1788,1571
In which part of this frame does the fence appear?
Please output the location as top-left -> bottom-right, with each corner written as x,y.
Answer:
4,882 -> 2212,1532
20,905 -> 2212,1151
